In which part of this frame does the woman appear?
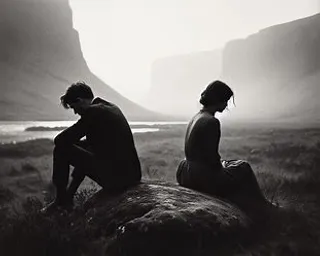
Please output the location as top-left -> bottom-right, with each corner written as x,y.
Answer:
176,80 -> 267,203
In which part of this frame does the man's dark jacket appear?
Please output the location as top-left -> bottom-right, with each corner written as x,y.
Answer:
54,97 -> 141,185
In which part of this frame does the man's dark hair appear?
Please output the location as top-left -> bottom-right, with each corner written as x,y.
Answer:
60,81 -> 94,109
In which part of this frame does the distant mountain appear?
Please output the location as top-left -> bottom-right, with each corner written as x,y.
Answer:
221,13 -> 320,123
145,50 -> 222,117
147,14 -> 320,124
0,0 -> 166,121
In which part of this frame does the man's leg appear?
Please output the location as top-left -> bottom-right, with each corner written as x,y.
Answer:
66,140 -> 92,199
50,142 -> 95,208
66,170 -> 85,200
51,145 -> 72,205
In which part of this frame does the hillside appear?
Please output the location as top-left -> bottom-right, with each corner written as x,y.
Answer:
221,13 -> 320,123
146,13 -> 320,123
0,0 -> 165,121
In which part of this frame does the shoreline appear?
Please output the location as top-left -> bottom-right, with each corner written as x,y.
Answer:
0,122 -> 188,144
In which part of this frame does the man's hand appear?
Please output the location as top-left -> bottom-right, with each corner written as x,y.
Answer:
54,119 -> 86,146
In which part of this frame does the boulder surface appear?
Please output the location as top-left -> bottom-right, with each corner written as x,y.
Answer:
83,181 -> 252,255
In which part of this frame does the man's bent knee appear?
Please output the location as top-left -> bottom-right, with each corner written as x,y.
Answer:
53,144 -> 75,157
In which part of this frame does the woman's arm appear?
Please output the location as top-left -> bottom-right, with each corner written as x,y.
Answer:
203,117 -> 222,167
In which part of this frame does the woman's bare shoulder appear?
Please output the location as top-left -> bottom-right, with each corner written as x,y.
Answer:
191,112 -> 220,130
199,112 -> 220,124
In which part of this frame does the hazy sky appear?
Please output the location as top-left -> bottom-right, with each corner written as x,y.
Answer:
69,0 -> 319,104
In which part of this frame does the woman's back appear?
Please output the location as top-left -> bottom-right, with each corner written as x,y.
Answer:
177,80 -> 269,206
185,111 -> 222,169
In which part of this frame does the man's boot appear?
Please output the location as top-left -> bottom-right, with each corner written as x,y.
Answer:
41,187 -> 73,214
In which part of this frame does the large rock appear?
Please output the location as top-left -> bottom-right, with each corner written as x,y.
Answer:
83,182 -> 252,255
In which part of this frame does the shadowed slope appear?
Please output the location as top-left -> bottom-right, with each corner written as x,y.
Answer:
0,0 -> 166,121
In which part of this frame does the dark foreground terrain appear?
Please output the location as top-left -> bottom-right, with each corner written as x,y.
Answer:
0,123 -> 320,255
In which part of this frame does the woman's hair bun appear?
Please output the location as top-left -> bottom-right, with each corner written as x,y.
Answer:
199,80 -> 233,107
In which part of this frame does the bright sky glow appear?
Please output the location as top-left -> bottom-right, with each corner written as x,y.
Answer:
69,0 -> 319,104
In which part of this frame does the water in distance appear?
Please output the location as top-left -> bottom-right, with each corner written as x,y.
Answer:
0,121 -> 186,144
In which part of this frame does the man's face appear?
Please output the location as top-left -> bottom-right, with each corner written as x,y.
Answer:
69,99 -> 86,116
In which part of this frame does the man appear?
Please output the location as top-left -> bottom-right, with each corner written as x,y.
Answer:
43,81 -> 141,211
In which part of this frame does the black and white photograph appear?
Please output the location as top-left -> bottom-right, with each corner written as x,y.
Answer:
0,0 -> 320,255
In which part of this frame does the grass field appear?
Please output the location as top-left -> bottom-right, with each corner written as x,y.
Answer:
0,123 -> 320,255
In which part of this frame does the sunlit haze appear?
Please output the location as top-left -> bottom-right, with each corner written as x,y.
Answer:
69,0 -> 319,105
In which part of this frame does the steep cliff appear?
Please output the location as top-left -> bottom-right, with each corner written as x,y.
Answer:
0,0 -> 163,121
221,13 -> 320,123
147,14 -> 320,123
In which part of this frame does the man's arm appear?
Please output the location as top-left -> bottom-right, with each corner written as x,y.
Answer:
54,118 -> 87,147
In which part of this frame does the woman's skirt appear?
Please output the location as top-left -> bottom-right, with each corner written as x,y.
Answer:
176,159 -> 265,200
